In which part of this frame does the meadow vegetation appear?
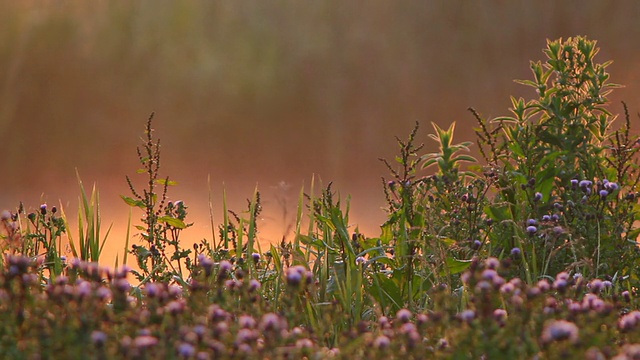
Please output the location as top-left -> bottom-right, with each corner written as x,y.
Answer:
3,36 -> 640,359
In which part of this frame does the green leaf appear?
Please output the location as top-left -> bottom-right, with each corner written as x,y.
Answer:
441,257 -> 472,276
157,216 -> 187,229
155,179 -> 178,186
484,204 -> 513,222
121,195 -> 145,209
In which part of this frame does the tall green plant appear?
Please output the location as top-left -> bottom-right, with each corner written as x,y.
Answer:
122,113 -> 191,284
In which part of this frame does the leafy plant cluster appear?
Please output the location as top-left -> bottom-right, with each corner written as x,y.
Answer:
2,36 -> 640,358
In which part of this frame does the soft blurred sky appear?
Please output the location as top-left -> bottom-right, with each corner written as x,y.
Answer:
2,1 -> 640,263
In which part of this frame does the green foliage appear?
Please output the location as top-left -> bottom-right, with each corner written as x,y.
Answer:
4,36 -> 640,358
122,113 -> 194,284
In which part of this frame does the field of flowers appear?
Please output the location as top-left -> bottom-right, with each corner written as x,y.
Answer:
3,36 -> 640,359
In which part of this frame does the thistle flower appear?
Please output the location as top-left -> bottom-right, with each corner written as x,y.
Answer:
373,335 -> 391,349
510,247 -> 521,257
238,315 -> 257,329
534,192 -> 543,201
396,308 -> 412,323
526,225 -> 537,234
540,320 -> 579,344
485,257 -> 500,270
459,309 -> 475,324
91,331 -> 107,347
133,335 -> 159,348
177,343 -> 196,358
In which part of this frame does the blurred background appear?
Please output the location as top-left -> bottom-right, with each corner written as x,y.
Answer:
2,1 -> 640,263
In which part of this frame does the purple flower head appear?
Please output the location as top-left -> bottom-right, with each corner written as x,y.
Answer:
542,215 -> 551,222
133,335 -> 158,348
510,247 -> 521,257
396,308 -> 412,323
238,315 -> 257,329
177,343 -> 196,358
551,214 -> 560,222
571,179 -> 579,188
251,253 -> 260,263
541,320 -> 579,344
355,256 -> 366,266
599,189 -> 609,198
459,309 -> 475,323
527,218 -> 538,226
373,335 -> 391,349
500,282 -> 515,294
260,313 -> 285,332
579,180 -> 592,190
286,265 -> 310,287
91,331 -> 107,347
40,204 -> 47,215
485,257 -> 500,270
606,182 -> 619,192
471,239 -> 482,250
589,279 -> 604,294
248,279 -> 261,292
534,192 -> 543,202
526,226 -> 537,234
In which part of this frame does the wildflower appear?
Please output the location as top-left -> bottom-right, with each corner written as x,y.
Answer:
235,328 -> 258,344
571,179 -> 579,188
599,189 -> 609,198
534,192 -> 543,201
40,204 -> 47,215
459,309 -> 475,324
355,256 -> 366,266
606,182 -> 619,192
471,239 -> 482,250
540,320 -> 579,344
589,279 -> 604,293
168,285 -> 182,298
373,335 -> 391,349
579,180 -> 592,190
396,308 -> 412,323
536,279 -> 551,292
285,265 -> 311,287
542,214 -> 551,222
622,290 -> 632,302
198,254 -> 214,276
493,309 -> 507,325
177,343 -> 196,358
260,313 -> 285,332
0,210 -> 10,221
526,225 -> 537,234
239,315 -> 257,329
251,253 -> 260,263
378,316 -> 391,329
133,335 -> 159,348
500,282 -> 515,294
217,260 -> 232,282
510,247 -> 521,257
296,337 -> 314,348
96,287 -> 112,302
527,218 -> 538,226
553,279 -> 568,292
91,331 -> 107,347
248,279 -> 261,292
485,257 -> 500,270
166,299 -> 186,315
145,283 -> 161,298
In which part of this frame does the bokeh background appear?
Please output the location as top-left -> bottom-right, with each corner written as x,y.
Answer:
2,1 -> 640,263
